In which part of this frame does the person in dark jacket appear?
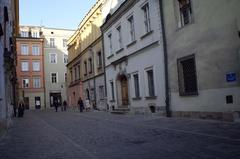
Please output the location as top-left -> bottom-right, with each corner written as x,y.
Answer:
18,99 -> 25,117
54,100 -> 58,112
63,100 -> 67,111
78,97 -> 84,112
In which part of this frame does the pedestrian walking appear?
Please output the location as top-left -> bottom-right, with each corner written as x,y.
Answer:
63,100 -> 67,111
54,100 -> 58,112
18,99 -> 25,117
78,97 -> 84,112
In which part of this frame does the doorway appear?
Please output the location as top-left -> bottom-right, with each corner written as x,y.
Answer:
24,97 -> 29,109
50,93 -> 62,107
35,97 -> 41,109
117,74 -> 129,107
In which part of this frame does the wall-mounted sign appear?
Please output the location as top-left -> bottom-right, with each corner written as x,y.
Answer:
226,72 -> 236,82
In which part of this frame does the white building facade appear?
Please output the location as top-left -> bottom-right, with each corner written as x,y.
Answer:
43,28 -> 75,108
102,0 -> 167,114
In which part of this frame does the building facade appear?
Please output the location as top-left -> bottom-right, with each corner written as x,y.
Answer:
67,0 -> 106,110
162,0 -> 240,121
0,0 -> 19,128
102,0 -> 167,114
43,27 -> 74,108
16,26 -> 45,110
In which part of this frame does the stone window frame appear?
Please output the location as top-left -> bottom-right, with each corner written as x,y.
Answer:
177,54 -> 198,96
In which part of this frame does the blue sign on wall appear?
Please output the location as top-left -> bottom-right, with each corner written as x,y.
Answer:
226,73 -> 236,82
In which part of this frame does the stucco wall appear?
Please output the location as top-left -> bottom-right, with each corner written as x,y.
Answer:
163,0 -> 240,113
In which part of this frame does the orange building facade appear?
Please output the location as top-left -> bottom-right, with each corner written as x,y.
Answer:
16,26 -> 45,109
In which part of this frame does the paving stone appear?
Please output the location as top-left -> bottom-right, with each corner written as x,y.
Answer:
0,110 -> 240,159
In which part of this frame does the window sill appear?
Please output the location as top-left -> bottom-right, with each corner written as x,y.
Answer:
132,97 -> 141,101
176,21 -> 194,32
107,54 -> 114,59
127,40 -> 137,48
110,100 -> 115,103
145,96 -> 157,100
179,92 -> 198,97
140,30 -> 153,40
97,66 -> 103,70
116,48 -> 124,54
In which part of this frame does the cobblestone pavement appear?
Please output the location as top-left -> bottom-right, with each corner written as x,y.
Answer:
0,109 -> 240,159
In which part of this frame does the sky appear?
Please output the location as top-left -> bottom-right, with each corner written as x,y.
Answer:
20,0 -> 97,30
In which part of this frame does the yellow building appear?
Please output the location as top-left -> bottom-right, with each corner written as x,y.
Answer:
67,0 -> 106,110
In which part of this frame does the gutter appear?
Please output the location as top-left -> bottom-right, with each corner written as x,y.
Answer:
159,0 -> 171,117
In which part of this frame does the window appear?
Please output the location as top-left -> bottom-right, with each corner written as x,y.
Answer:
63,54 -> 68,64
33,77 -> 41,88
21,44 -> 28,55
50,38 -> 55,47
51,73 -> 57,83
116,26 -> 122,50
128,16 -> 135,42
177,0 -> 193,27
21,31 -> 28,37
74,67 -> 77,81
32,31 -> 39,38
63,39 -> 67,47
32,44 -> 40,55
21,61 -> 29,71
50,53 -> 57,63
142,3 -> 151,33
65,73 -> 67,82
89,58 -> 92,74
133,74 -> 140,98
110,81 -> 115,101
147,69 -> 155,97
22,78 -> 29,88
70,69 -> 73,82
97,51 -> 102,68
84,61 -> 87,76
32,61 -> 40,71
99,85 -> 104,100
78,65 -> 81,79
177,55 -> 198,96
108,33 -> 112,56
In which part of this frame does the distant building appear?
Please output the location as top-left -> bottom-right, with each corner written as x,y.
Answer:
102,0 -> 167,114
0,0 -> 19,128
67,0 -> 106,110
42,27 -> 74,108
162,0 -> 240,121
16,26 -> 45,109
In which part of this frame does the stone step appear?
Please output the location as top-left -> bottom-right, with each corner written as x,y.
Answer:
111,107 -> 130,114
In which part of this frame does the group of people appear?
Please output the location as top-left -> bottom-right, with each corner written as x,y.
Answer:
53,100 -> 67,112
78,97 -> 91,112
14,97 -> 91,116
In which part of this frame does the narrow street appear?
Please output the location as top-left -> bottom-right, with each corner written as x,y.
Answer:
0,110 -> 240,159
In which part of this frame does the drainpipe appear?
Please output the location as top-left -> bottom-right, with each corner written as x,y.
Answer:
159,0 -> 171,117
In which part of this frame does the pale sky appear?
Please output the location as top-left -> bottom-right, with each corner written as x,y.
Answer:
19,0 -> 97,30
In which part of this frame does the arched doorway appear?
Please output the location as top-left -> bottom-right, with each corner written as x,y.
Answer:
117,74 -> 129,107
86,89 -> 90,100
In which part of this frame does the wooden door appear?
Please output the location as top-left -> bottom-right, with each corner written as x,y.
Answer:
121,77 -> 128,106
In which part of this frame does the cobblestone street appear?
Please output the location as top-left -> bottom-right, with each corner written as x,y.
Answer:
0,110 -> 240,159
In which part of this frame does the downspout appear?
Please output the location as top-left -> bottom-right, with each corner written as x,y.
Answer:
159,0 -> 171,117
